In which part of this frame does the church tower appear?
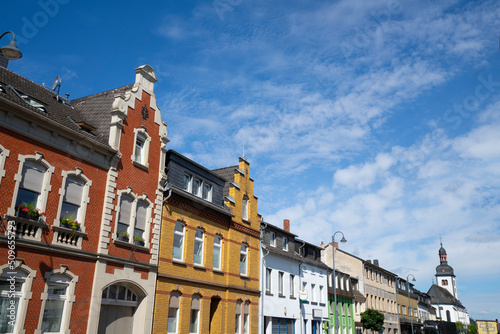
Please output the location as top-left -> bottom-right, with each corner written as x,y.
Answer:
435,240 -> 458,298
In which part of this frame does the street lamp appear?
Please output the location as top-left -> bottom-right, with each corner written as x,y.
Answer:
0,31 -> 23,60
332,231 -> 347,334
407,274 -> 416,334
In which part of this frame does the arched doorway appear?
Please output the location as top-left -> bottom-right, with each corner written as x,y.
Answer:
97,284 -> 140,333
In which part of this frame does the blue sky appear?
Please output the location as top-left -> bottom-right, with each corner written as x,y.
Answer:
3,0 -> 500,321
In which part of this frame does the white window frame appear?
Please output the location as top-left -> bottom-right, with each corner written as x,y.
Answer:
167,291 -> 181,334
0,144 -> 10,186
270,232 -> 276,247
242,197 -> 249,221
193,229 -> 205,266
183,174 -> 193,192
190,294 -> 201,334
131,128 -> 151,168
54,169 -> 91,232
290,274 -> 295,298
282,237 -> 288,251
36,266 -> 78,334
311,283 -> 316,302
0,261 -> 35,334
240,244 -> 248,276
8,153 -> 54,222
278,271 -> 284,296
265,268 -> 271,293
213,235 -> 222,270
202,182 -> 212,202
320,285 -> 325,303
172,221 -> 185,261
243,301 -> 250,334
113,189 -> 152,247
193,178 -> 202,197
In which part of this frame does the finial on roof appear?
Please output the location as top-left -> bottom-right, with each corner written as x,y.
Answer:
439,234 -> 443,247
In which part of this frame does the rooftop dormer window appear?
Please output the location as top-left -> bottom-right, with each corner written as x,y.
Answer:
10,86 -> 47,112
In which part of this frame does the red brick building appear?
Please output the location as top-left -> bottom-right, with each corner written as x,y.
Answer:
0,64 -> 168,333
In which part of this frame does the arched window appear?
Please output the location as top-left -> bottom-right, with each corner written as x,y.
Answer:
235,300 -> 242,334
98,284 -> 140,332
132,128 -> 151,168
0,265 -> 34,333
15,160 -> 47,211
39,267 -> 77,333
114,191 -> 152,246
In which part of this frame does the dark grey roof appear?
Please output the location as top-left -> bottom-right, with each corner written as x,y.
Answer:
0,66 -> 119,147
71,84 -> 133,144
427,284 -> 465,308
439,246 -> 447,255
212,165 -> 238,197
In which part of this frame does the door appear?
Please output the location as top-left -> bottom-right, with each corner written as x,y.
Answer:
97,305 -> 134,333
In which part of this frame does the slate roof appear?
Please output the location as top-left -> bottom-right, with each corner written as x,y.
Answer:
427,284 -> 465,308
71,84 -> 133,144
212,165 -> 238,197
0,66 -> 113,147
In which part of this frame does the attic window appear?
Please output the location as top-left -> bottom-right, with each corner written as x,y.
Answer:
10,86 -> 47,112
0,83 -> 5,93
76,122 -> 97,133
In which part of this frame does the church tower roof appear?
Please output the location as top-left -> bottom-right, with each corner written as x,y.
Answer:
436,240 -> 455,277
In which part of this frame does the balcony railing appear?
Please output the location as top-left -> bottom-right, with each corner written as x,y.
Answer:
4,214 -> 46,240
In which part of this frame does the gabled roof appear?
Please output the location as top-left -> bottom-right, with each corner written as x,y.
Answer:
427,284 -> 465,308
71,84 -> 133,144
212,165 -> 238,197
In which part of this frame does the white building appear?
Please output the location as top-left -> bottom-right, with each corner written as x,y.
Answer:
427,242 -> 470,324
260,220 -> 329,334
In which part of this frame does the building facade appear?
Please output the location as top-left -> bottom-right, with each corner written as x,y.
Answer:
322,244 -> 367,334
427,243 -> 469,325
153,154 -> 260,334
396,278 -> 420,334
0,64 -> 167,333
259,219 -> 301,334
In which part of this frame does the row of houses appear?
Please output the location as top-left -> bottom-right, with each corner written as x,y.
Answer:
0,59 -> 469,333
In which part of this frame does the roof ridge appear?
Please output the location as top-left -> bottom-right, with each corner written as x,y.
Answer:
71,84 -> 133,102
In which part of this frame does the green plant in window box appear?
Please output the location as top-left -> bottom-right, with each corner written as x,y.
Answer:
60,216 -> 80,230
133,236 -> 145,246
117,232 -> 130,242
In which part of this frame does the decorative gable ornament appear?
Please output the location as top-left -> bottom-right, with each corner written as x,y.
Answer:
141,105 -> 149,120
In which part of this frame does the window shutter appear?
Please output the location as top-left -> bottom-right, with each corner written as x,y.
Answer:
118,195 -> 133,225
20,160 -> 46,191
135,201 -> 148,230
63,175 -> 85,205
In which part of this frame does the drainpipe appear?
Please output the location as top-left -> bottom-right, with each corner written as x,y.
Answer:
162,183 -> 172,203
259,221 -> 270,334
298,240 -> 305,334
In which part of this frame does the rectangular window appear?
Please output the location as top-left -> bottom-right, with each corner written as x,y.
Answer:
190,309 -> 199,334
173,222 -> 185,261
117,195 -> 133,236
41,283 -> 68,332
60,175 -> 84,224
213,236 -> 222,270
183,174 -> 192,192
167,307 -> 178,333
16,160 -> 46,209
235,301 -> 242,334
202,183 -> 212,201
240,244 -> 248,276
193,229 -> 204,266
282,237 -> 288,251
270,232 -> 276,247
266,268 -> 272,293
319,285 -> 324,303
278,271 -> 284,296
134,135 -> 145,163
290,274 -> 295,297
134,200 -> 148,241
193,179 -> 202,197
243,302 -> 249,334
242,197 -> 248,220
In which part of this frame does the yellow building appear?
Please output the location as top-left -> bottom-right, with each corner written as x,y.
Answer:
396,278 -> 419,334
153,152 -> 260,333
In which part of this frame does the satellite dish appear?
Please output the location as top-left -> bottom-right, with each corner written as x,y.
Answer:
51,75 -> 60,91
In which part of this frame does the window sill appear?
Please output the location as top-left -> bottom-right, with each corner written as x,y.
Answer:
278,294 -> 286,298
265,292 -> 273,296
193,265 -> 206,271
240,274 -> 249,279
113,238 -> 149,252
212,269 -> 224,275
172,259 -> 187,267
311,301 -> 318,305
290,296 -> 296,299
132,160 -> 149,171
242,218 -> 251,224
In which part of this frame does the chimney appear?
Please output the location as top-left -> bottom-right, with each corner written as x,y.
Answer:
283,219 -> 290,232
367,260 -> 372,264
374,259 -> 379,266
